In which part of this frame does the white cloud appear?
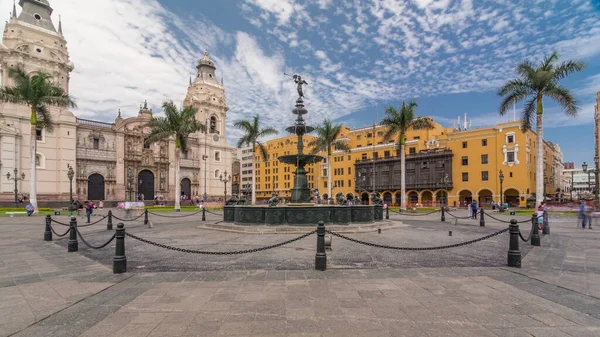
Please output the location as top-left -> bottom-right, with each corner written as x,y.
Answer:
244,0 -> 296,25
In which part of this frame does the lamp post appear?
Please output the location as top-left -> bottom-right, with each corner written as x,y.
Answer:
203,118 -> 209,203
583,161 -> 594,201
219,170 -> 231,205
441,173 -> 450,208
67,164 -> 74,214
127,168 -> 134,201
6,168 -> 25,208
499,170 -> 505,212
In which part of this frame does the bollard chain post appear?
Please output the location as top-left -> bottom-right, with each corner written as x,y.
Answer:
315,221 -> 327,271
107,210 -> 113,230
542,210 -> 550,234
44,215 -> 52,241
507,219 -> 521,267
479,208 -> 485,227
67,216 -> 78,252
530,214 -> 540,246
113,223 -> 127,274
144,209 -> 149,225
386,206 -> 389,220
202,207 -> 206,221
441,206 -> 445,222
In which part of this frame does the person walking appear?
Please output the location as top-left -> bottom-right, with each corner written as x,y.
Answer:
84,200 -> 94,224
471,200 -> 478,219
579,201 -> 587,229
586,202 -> 593,230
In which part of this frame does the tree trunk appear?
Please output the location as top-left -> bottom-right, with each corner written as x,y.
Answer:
401,143 -> 406,210
536,99 -> 544,208
174,150 -> 181,210
251,143 -> 256,205
327,153 -> 332,203
29,123 -> 38,213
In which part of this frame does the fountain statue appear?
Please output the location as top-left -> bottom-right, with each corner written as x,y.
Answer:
223,74 -> 381,225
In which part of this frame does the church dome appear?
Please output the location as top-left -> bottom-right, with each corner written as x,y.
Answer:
197,51 -> 216,69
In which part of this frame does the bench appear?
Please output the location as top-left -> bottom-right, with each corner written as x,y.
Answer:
5,211 -> 27,217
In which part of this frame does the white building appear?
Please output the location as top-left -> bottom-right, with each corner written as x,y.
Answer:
563,167 -> 596,200
237,146 -> 253,196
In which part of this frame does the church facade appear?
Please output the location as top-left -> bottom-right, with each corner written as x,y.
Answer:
0,0 -> 233,205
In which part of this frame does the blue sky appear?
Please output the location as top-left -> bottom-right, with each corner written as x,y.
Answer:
2,0 -> 599,166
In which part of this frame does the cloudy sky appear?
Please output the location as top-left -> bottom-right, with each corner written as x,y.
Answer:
2,0 -> 600,166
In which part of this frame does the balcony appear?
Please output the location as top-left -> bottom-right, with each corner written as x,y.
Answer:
77,118 -> 114,129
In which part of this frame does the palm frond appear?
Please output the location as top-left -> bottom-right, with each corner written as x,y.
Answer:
540,51 -> 559,71
516,60 -> 536,80
520,97 -> 537,132
410,117 -> 436,130
256,141 -> 269,163
498,79 -> 533,97
545,85 -> 578,117
258,127 -> 278,138
332,140 -> 351,152
35,105 -> 53,132
552,60 -> 586,81
498,88 -> 531,116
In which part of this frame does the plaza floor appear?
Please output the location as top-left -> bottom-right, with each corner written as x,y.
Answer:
0,209 -> 599,336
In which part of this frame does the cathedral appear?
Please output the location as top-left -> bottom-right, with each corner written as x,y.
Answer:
0,0 -> 233,205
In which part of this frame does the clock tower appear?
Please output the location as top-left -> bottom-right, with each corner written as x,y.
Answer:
183,51 -> 233,199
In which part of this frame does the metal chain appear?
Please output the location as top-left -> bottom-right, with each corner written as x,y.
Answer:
518,220 -> 535,242
50,218 -> 71,226
445,211 -> 473,219
75,228 -> 116,249
124,230 -> 316,255
391,209 -> 439,216
78,215 -> 108,227
50,224 -> 70,237
482,211 -> 542,224
205,209 -> 224,216
147,210 -> 202,218
112,212 -> 146,222
326,227 -> 509,251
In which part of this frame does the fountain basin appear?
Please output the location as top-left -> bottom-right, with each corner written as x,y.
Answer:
278,154 -> 325,165
223,205 -> 383,226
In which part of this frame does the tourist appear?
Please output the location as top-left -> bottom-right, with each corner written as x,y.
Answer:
536,205 -> 544,230
98,200 -> 104,209
84,200 -> 94,224
471,201 -> 478,219
579,201 -> 587,229
25,203 -> 34,216
491,200 -> 496,211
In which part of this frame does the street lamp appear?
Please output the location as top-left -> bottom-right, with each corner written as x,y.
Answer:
441,173 -> 450,208
583,161 -> 595,201
127,168 -> 134,201
6,168 -> 25,208
67,164 -> 74,214
219,170 -> 231,205
499,170 -> 505,212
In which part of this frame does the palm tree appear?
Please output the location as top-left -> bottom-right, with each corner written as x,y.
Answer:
308,119 -> 351,201
498,51 -> 585,207
0,67 -> 76,212
146,101 -> 205,210
234,115 -> 278,205
381,101 -> 435,210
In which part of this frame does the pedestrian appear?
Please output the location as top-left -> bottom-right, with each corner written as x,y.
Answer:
491,200 -> 496,211
471,201 -> 478,219
586,202 -> 593,230
536,205 -> 544,230
25,202 -> 34,216
579,201 -> 587,229
84,200 -> 93,223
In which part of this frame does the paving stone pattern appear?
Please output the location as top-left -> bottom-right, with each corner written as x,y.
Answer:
0,210 -> 598,336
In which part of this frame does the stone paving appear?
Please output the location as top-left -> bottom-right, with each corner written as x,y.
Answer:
0,209 -> 598,336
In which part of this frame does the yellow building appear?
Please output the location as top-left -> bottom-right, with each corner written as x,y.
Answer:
253,117 -> 560,208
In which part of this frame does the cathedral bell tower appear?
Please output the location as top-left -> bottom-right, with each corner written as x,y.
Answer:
0,0 -> 74,92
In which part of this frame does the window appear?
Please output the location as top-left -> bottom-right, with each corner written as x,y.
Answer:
481,154 -> 488,164
367,133 -> 372,138
93,138 -> 100,150
510,172 -> 513,178
462,156 -> 468,165
421,161 -> 429,169
384,150 -> 390,158
348,180 -> 352,187
482,139 -> 487,146
362,154 -> 367,160
462,172 -> 468,182
507,151 -> 515,163
210,116 -> 217,133
214,151 -> 221,162
348,167 -> 351,174
348,155 -> 351,160
413,136 -> 420,140
409,147 -> 416,154
507,134 -> 514,143
215,169 -> 220,178
143,139 -> 150,149
35,154 -> 41,167
481,171 -> 489,181
462,141 -> 467,148
35,128 -> 43,141
357,135 -> 362,140
373,152 -> 378,159
377,131 -> 383,137
183,151 -> 189,159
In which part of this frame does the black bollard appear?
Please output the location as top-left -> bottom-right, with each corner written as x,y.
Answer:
315,221 -> 327,271
144,209 -> 149,225
67,216 -> 78,252
202,207 -> 206,221
386,207 -> 389,220
507,219 -> 521,268
542,210 -> 550,234
107,210 -> 113,230
113,223 -> 127,274
441,206 -> 445,222
479,208 -> 485,227
531,214 -> 540,246
44,215 -> 52,241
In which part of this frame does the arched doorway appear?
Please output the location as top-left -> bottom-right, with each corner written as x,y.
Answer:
435,190 -> 445,206
138,170 -> 154,201
383,192 -> 392,205
478,189 -> 493,207
181,178 -> 191,199
408,191 -> 418,205
504,188 -> 520,207
87,174 -> 105,201
361,192 -> 369,205
395,192 -> 402,206
458,190 -> 472,207
421,191 -> 433,207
